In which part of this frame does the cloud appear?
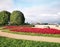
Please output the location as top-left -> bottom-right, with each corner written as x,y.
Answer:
0,0 -> 14,11
19,0 -> 60,23
0,0 -> 60,23
22,5 -> 60,23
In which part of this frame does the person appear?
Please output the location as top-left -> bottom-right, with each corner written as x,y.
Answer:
47,26 -> 50,29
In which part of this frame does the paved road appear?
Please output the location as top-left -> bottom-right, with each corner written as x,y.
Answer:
0,31 -> 60,43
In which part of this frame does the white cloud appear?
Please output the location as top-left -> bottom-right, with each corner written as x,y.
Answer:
0,0 -> 14,11
0,0 -> 60,23
57,12 -> 60,15
22,6 -> 60,23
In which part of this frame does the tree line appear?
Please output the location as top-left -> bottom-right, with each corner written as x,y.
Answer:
0,10 -> 25,25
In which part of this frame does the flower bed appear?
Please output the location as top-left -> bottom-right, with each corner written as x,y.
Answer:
4,26 -> 60,34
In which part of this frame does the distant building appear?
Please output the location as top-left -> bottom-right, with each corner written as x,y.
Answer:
35,23 -> 48,25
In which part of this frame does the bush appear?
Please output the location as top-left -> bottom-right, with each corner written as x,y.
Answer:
0,11 -> 11,25
10,10 -> 25,25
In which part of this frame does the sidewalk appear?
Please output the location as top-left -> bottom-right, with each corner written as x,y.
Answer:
0,30 -> 60,43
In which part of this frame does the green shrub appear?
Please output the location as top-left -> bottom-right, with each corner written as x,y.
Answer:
10,10 -> 25,25
0,11 -> 11,25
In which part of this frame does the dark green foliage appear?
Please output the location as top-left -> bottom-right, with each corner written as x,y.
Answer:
0,11 -> 11,25
10,10 -> 25,25
19,25 -> 34,27
24,22 -> 30,25
0,10 -> 25,25
0,36 -> 60,47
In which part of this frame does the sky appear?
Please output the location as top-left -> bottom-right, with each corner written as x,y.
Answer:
0,0 -> 60,24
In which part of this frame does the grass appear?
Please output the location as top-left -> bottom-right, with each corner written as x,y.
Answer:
0,36 -> 60,47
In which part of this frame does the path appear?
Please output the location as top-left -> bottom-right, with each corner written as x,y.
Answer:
0,30 -> 60,43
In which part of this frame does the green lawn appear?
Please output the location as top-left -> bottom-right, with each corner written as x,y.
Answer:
0,36 -> 60,47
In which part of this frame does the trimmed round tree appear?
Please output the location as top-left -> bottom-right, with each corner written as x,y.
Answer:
10,11 -> 25,25
0,11 -> 11,25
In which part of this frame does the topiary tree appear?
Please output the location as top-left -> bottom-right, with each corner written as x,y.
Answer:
10,10 -> 25,25
0,10 -> 11,25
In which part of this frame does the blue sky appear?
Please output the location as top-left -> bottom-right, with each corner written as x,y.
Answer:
0,0 -> 60,23
13,0 -> 60,8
